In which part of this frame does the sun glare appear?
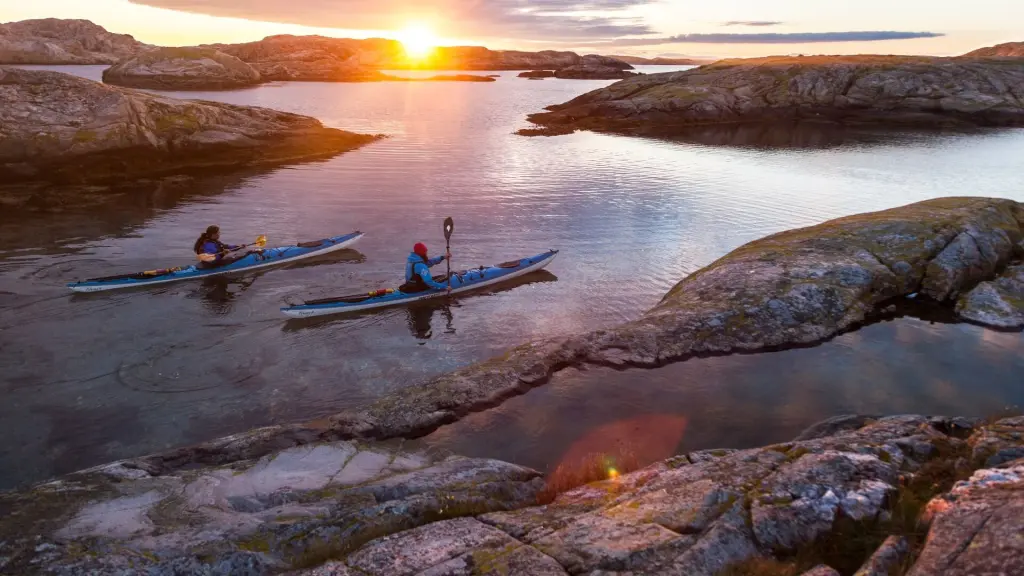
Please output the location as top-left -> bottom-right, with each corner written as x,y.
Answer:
398,24 -> 439,60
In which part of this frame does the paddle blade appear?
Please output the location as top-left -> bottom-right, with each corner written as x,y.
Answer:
254,235 -> 268,247
443,217 -> 454,241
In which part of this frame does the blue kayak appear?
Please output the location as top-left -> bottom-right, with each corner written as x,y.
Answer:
68,232 -> 364,293
281,249 -> 558,318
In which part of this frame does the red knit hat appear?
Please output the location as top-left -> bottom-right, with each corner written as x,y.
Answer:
413,242 -> 428,257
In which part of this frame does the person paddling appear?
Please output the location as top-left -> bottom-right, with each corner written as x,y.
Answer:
193,225 -> 243,267
401,242 -> 452,293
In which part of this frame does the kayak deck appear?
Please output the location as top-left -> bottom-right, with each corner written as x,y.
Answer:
68,231 -> 363,293
282,249 -> 558,318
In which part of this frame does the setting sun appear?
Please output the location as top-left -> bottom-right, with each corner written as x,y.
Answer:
397,24 -> 438,60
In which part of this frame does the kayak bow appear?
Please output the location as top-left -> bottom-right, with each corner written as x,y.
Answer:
68,231 -> 364,293
281,249 -> 558,318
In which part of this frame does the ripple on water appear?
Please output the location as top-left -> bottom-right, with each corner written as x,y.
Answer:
117,336 -> 268,394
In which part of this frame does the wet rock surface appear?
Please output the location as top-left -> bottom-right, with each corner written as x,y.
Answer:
0,442 -> 543,574
956,264 -> 1024,329
4,415 -> 1023,575
102,47 -> 262,90
0,68 -> 380,184
0,18 -> 150,64
523,56 -> 1024,135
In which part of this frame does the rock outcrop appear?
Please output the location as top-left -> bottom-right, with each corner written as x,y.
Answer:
956,263 -> 1024,329
0,18 -> 150,64
391,48 -> 633,71
962,41 -> 1024,58
519,70 -> 556,79
553,65 -> 641,80
305,197 -> 1020,442
202,35 -> 393,82
0,68 -> 380,184
102,47 -> 262,90
4,414 -> 1023,575
523,56 -> 1024,135
606,54 -> 714,65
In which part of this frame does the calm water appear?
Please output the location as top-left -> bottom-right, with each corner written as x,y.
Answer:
1,65 -> 1023,489
421,313 -> 1024,474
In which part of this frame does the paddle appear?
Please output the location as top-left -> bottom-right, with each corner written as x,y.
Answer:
443,217 -> 454,294
224,235 -> 268,255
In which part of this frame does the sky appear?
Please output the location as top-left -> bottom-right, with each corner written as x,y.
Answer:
2,0 -> 1021,58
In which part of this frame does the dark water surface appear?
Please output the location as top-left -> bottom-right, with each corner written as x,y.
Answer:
420,314 -> 1024,474
1,65 -> 1023,489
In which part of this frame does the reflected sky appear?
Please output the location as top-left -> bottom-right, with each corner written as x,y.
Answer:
420,316 -> 1024,474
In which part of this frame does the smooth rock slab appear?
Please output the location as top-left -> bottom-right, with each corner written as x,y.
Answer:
54,490 -> 164,540
184,444 -> 359,509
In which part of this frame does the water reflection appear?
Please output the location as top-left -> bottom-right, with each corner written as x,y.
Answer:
419,315 -> 1024,475
407,302 -> 455,341
619,122 -> 992,150
282,270 -> 558,339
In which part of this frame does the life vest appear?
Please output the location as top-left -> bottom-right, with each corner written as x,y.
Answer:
401,254 -> 431,293
195,238 -> 228,263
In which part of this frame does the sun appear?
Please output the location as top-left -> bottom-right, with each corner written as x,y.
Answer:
397,24 -> 439,60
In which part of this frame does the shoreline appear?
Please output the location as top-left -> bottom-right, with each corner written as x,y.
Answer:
3,413 -> 1022,574
5,197 -> 1019,489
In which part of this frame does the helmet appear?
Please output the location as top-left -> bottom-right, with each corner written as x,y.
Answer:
413,242 -> 428,257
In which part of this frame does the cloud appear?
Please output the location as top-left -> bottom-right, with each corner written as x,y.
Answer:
723,21 -> 784,27
603,31 -> 945,47
129,0 -> 656,40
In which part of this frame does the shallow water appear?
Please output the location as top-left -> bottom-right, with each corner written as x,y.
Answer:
421,314 -> 1024,474
1,65 -> 1023,489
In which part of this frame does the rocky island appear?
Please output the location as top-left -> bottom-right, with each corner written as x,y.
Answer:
606,54 -> 715,65
0,18 -> 150,64
0,68 -> 380,184
102,46 -> 262,90
962,41 -> 1024,58
521,56 -> 1024,136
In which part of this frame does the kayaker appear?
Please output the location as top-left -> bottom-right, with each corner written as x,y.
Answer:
401,242 -> 452,293
193,225 -> 242,267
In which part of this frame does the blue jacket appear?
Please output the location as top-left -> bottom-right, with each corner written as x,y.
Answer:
405,252 -> 448,290
200,240 -> 239,262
